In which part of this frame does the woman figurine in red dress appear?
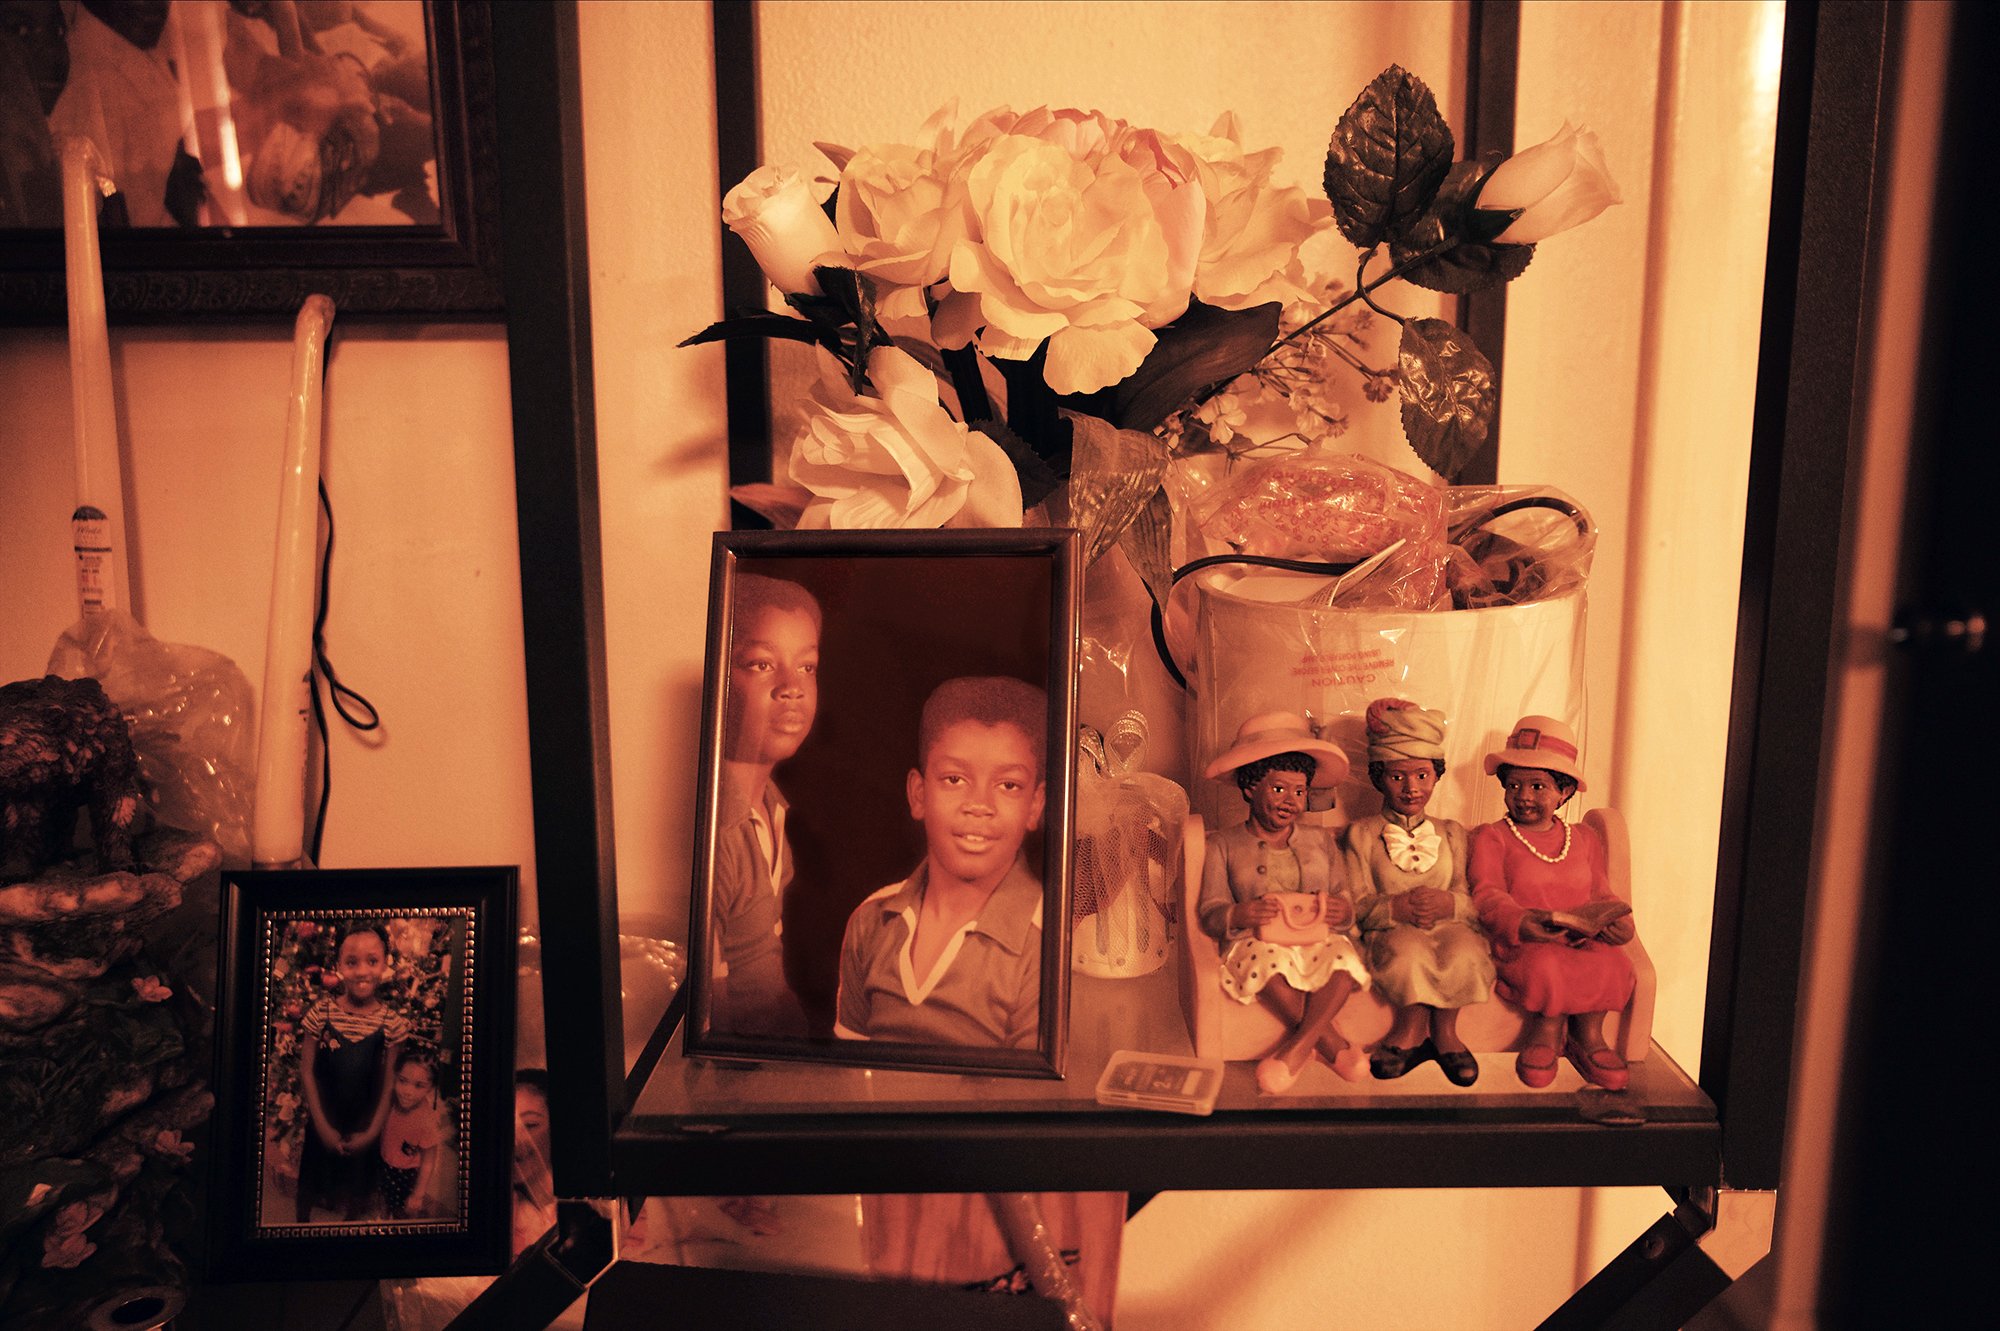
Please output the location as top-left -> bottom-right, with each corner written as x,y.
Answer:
1467,716 -> 1636,1090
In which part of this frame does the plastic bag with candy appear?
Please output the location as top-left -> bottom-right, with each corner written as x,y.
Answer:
1187,449 -> 1451,609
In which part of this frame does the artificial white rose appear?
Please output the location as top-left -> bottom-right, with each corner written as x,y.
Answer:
835,102 -> 968,295
1476,122 -> 1622,245
1181,117 -> 1329,311
936,106 -> 1206,395
721,165 -> 845,296
788,347 -> 1022,529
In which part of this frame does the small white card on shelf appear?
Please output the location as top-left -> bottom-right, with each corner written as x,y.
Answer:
1095,1051 -> 1225,1115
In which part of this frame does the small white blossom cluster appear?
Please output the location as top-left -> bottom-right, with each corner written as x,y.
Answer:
1160,283 -> 1381,459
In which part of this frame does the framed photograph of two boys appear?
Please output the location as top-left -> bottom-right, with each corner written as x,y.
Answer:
686,529 -> 1080,1078
208,866 -> 514,1280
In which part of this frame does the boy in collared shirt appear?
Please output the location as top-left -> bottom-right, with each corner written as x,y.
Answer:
710,574 -> 819,1036
836,676 -> 1046,1048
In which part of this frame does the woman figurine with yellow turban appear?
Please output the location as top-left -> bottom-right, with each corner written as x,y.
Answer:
1338,699 -> 1493,1085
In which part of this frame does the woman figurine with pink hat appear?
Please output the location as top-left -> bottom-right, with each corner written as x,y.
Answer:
1197,712 -> 1370,1092
1338,699 -> 1493,1086
1467,716 -> 1637,1090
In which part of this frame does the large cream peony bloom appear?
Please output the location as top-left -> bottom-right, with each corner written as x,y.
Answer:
1180,114 -> 1329,310
935,107 -> 1207,395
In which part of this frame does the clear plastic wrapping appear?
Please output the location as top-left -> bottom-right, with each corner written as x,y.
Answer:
47,611 -> 256,868
1071,713 -> 1188,979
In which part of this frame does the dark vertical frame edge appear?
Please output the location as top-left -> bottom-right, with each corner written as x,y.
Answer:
679,534 -> 739,1056
202,867 -> 255,1280
1044,528 -> 1083,1076
714,0 -> 774,528
1702,0 -> 1892,1190
492,0 -> 625,1195
1456,0 -> 1519,485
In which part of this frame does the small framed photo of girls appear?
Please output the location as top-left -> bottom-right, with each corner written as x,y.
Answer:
207,866 -> 516,1280
682,528 -> 1080,1078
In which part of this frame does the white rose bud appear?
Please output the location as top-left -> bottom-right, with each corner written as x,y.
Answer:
721,165 -> 846,295
1476,122 -> 1621,245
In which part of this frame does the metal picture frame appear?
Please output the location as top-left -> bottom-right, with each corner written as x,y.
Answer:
0,0 -> 501,320
683,527 -> 1080,1079
207,865 -> 515,1281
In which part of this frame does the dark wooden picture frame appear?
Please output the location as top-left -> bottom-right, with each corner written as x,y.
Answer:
207,866 -> 515,1281
684,528 -> 1081,1079
0,0 -> 501,320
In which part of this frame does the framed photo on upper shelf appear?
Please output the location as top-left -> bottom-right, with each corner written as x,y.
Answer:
0,0 -> 501,319
207,865 -> 515,1281
684,528 -> 1081,1079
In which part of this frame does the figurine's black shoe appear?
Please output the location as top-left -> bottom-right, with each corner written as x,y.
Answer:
1434,1048 -> 1480,1087
1370,1039 -> 1435,1080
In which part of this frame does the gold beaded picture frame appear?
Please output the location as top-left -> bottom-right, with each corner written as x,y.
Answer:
209,867 -> 515,1280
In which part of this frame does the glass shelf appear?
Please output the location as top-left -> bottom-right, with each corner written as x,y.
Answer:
613,963 -> 1717,1197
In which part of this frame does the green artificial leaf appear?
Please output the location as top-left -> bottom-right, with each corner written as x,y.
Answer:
972,416 -> 1065,511
1117,485 -> 1176,609
793,266 -> 884,392
1111,300 -> 1282,431
678,313 -> 838,352
728,482 -> 813,529
1324,65 -> 1455,249
1066,412 -> 1171,569
1394,236 -> 1535,295
1397,317 -> 1496,480
1388,160 -> 1535,294
807,265 -> 877,328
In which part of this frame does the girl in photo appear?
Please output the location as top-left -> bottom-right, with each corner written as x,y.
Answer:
296,921 -> 409,1221
377,1043 -> 446,1219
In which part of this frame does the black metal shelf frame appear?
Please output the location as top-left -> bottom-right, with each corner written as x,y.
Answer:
492,0 -> 1891,1234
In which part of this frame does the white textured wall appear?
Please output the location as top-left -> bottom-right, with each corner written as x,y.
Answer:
579,0 -> 731,933
0,325 -> 537,883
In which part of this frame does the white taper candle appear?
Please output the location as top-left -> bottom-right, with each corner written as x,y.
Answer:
58,136 -> 131,618
252,294 -> 337,870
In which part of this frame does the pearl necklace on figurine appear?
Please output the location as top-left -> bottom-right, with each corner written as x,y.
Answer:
1505,815 -> 1571,863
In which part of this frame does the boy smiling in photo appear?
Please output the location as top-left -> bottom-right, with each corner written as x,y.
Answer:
835,676 -> 1047,1049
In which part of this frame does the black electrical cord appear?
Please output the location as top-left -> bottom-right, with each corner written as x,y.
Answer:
308,479 -> 380,866
1148,553 -> 1362,690
1445,493 -> 1589,544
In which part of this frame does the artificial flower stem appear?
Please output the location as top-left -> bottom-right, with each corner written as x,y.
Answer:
1356,284 -> 1406,325
1181,235 -> 1464,417
941,344 -> 993,425
1325,340 -> 1389,378
1268,237 -> 1460,356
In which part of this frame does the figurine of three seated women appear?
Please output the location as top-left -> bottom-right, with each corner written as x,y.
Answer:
1199,702 -> 1636,1094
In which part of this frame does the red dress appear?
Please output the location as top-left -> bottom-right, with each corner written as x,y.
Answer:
1468,819 -> 1634,1016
